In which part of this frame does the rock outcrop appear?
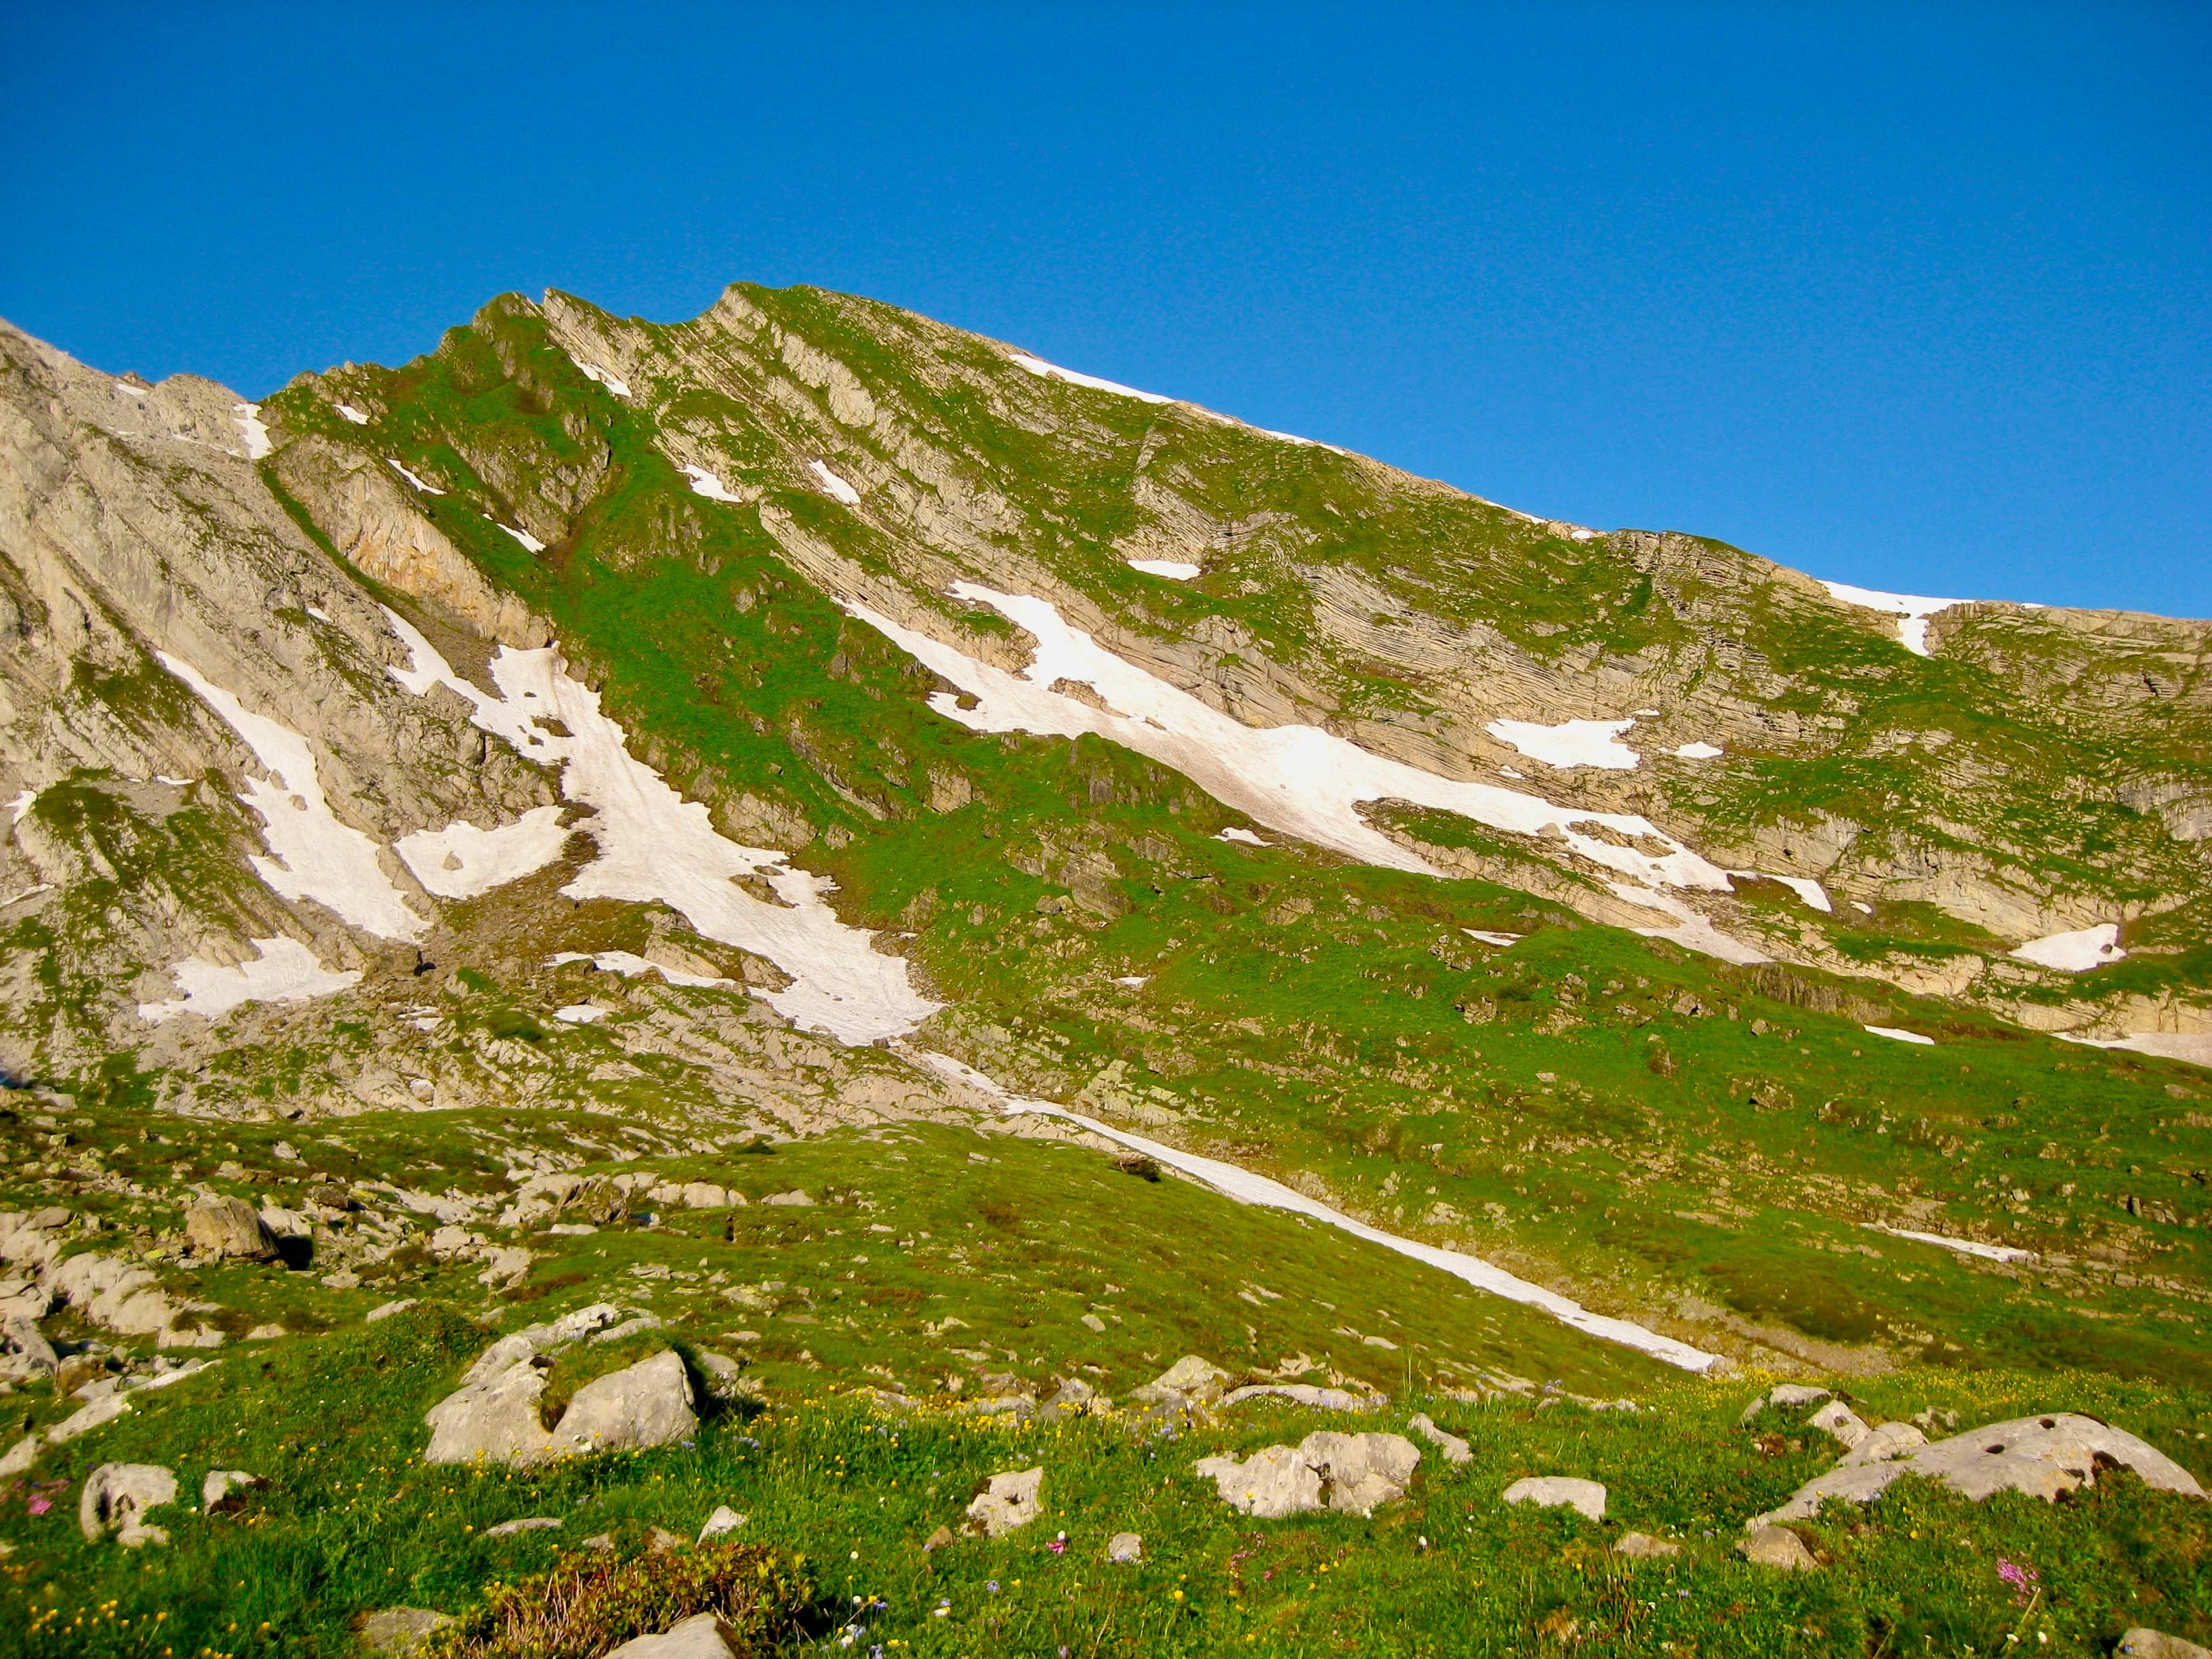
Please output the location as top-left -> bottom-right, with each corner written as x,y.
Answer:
1195,1431 -> 1420,1518
79,1462 -> 176,1547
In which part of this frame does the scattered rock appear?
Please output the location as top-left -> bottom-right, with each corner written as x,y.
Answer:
1132,1355 -> 1230,1407
80,1462 -> 177,1547
647,1525 -> 689,1553
1614,1532 -> 1681,1559
1081,1313 -> 1107,1333
760,1189 -> 815,1207
582,1532 -> 615,1550
1757,1412 -> 2207,1525
359,1607 -> 456,1656
1838,1420 -> 1928,1466
1740,1382 -> 1831,1425
698,1505 -> 745,1540
1805,1399 -> 1872,1450
1501,1476 -> 1607,1522
545,1349 -> 699,1458
1195,1431 -> 1420,1518
2118,1629 -> 2212,1659
482,1516 -> 562,1538
966,1467 -> 1044,1536
1107,1531 -> 1144,1563
1408,1412 -> 1473,1465
201,1469 -> 263,1512
185,1195 -> 276,1261
424,1351 -> 556,1466
365,1298 -> 417,1324
1221,1383 -> 1367,1412
245,1324 -> 287,1341
0,1435 -> 37,1477
0,1314 -> 58,1382
605,1613 -> 739,1659
923,1523 -> 956,1553
1740,1525 -> 1819,1571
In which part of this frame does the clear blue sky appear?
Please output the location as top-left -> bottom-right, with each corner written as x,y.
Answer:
4,4 -> 2205,616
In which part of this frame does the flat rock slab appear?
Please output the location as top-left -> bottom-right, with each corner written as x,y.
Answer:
1195,1431 -> 1420,1518
967,1467 -> 1044,1536
1134,1355 -> 1231,1406
1758,1412 -> 2205,1525
1408,1412 -> 1473,1465
1502,1476 -> 1607,1521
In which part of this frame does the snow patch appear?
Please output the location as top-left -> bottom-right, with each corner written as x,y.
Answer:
382,610 -> 936,1044
1819,580 -> 1963,658
1727,870 -> 1833,914
1462,930 -> 1521,947
7,789 -> 36,825
848,583 -> 1734,897
1217,827 -> 1267,846
232,403 -> 271,459
552,1004 -> 608,1025
1866,1225 -> 2035,1264
548,949 -> 735,990
1111,975 -> 1149,989
1486,718 -> 1641,771
1128,559 -> 1202,580
2056,1030 -> 2212,1069
335,403 -> 369,426
1673,741 -> 1724,760
138,937 -> 361,1024
568,354 -> 631,398
2010,922 -> 2125,972
395,807 -> 570,899
1605,882 -> 1769,965
304,606 -> 331,623
683,465 -> 740,503
1006,350 -> 1173,405
387,458 -> 445,495
808,459 -> 861,506
496,522 -> 546,554
1864,1025 -> 1934,1046
157,653 -> 425,941
916,1050 -> 1723,1372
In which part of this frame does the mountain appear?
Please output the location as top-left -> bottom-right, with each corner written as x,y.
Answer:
0,287 -> 2206,1653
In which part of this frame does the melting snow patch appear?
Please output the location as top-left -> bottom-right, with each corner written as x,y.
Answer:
1498,766 -> 1524,779
2010,923 -> 2125,972
395,807 -> 570,899
496,522 -> 546,554
848,583 -> 1732,896
918,1050 -> 1724,1372
569,355 -> 632,398
388,458 -> 445,495
1727,870 -> 1833,914
682,465 -> 741,503
1865,1225 -> 2035,1264
335,403 -> 369,425
232,403 -> 272,459
157,653 -> 425,941
1462,930 -> 1521,947
1112,975 -> 1149,989
1605,882 -> 1769,965
808,460 -> 861,506
304,606 -> 331,623
138,937 -> 361,1023
1128,559 -> 1202,580
3,884 -> 53,907
382,610 -> 937,1043
1006,350 -> 1173,405
1673,741 -> 1724,760
7,789 -> 37,825
552,1004 -> 608,1025
548,949 -> 735,989
1864,1025 -> 1934,1046
1486,718 -> 1641,771
2059,1031 -> 2212,1069
1217,827 -> 1267,846
1819,581 -> 1963,657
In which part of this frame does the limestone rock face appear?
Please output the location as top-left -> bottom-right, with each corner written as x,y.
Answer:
966,1466 -> 1044,1536
1501,1475 -> 1607,1521
79,1462 -> 177,1547
1757,1412 -> 2205,1525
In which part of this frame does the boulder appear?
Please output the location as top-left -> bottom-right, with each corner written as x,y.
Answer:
424,1357 -> 556,1466
1502,1476 -> 1607,1522
1740,1382 -> 1831,1425
359,1607 -> 457,1656
1838,1420 -> 1928,1467
0,1313 -> 57,1380
482,1516 -> 562,1538
966,1467 -> 1044,1536
698,1504 -> 745,1540
1740,1525 -> 1818,1570
1194,1431 -> 1420,1518
1221,1383 -> 1366,1412
761,1189 -> 815,1207
1408,1412 -> 1473,1465
605,1614 -> 739,1659
1756,1412 -> 2206,1525
545,1350 -> 698,1458
79,1462 -> 177,1547
1107,1531 -> 1144,1563
2118,1631 -> 2212,1659
201,1469 -> 263,1511
184,1195 -> 276,1261
365,1298 -> 417,1324
1805,1399 -> 1872,1450
1614,1532 -> 1681,1558
1132,1355 -> 1230,1407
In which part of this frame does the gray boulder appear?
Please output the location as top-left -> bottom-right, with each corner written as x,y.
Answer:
2118,1631 -> 2212,1659
359,1607 -> 457,1655
1805,1399 -> 1872,1450
1614,1532 -> 1681,1558
424,1355 -> 556,1465
483,1515 -> 562,1538
1221,1383 -> 1366,1412
1756,1412 -> 2205,1525
1134,1355 -> 1231,1407
1194,1431 -> 1420,1518
605,1614 -> 739,1659
1740,1525 -> 1819,1570
1502,1475 -> 1607,1521
201,1469 -> 263,1511
184,1195 -> 276,1261
544,1350 -> 698,1458
1739,1382 -> 1831,1425
698,1504 -> 746,1540
80,1462 -> 177,1547
966,1466 -> 1044,1536
1107,1530 -> 1143,1563
1408,1412 -> 1473,1465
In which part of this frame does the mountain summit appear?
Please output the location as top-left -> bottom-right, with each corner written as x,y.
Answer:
0,286 -> 2206,1650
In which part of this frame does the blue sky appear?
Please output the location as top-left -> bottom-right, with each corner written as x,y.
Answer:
3,3 -> 2205,615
